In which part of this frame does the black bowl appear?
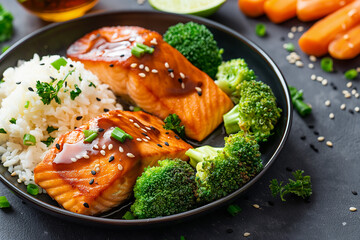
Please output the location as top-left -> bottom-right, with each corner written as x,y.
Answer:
0,10 -> 292,227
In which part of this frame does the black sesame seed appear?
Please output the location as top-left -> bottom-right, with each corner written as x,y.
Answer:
300,135 -> 306,140
76,116 -> 83,120
157,144 -> 163,148
178,79 -> 183,84
286,167 -> 293,172
349,109 -> 354,114
16,82 -> 21,85
83,202 -> 89,208
104,108 -> 109,112
167,68 -> 174,72
50,76 -> 55,80
352,191 -> 358,196
226,229 -> 233,234
98,128 -> 104,132
151,45 -> 155,48
120,54 -> 125,57
109,64 -> 114,67
308,125 -> 314,129
96,33 -> 100,37
150,126 -> 156,130
89,179 -> 94,185
141,132 -> 148,136
28,87 -> 34,92
280,36 -> 286,41
96,97 -> 101,101
175,135 -> 180,140
91,170 -> 96,175
109,156 -> 115,162
165,132 -> 169,134
313,131 -> 319,136
55,143 -> 60,150
310,144 -> 319,153
40,63 -> 45,66
164,142 -> 169,146
70,64 -> 74,68
65,81 -> 67,87
197,91 -> 202,96
268,201 -> 274,206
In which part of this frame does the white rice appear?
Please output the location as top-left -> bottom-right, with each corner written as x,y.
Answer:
0,54 -> 120,186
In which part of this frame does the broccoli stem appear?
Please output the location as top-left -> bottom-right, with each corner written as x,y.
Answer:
223,105 -> 241,135
185,146 -> 222,168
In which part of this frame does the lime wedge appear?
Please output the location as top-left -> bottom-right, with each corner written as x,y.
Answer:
149,0 -> 226,17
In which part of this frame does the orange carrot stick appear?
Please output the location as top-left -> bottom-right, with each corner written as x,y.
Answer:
238,0 -> 267,17
298,0 -> 360,56
297,0 -> 354,22
329,25 -> 360,59
264,0 -> 297,23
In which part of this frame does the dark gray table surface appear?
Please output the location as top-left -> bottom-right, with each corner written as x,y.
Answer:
1,0 -> 360,239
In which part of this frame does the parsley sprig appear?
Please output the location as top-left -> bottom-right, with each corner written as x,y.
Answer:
163,114 -> 185,138
270,170 -> 312,201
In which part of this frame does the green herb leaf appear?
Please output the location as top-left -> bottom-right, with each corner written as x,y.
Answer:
70,84 -> 82,100
320,57 -> 333,72
255,23 -> 266,37
111,127 -> 133,143
269,170 -> 312,201
51,57 -> 67,70
0,5 -> 14,43
344,69 -> 358,80
122,211 -> 135,220
88,81 -> 96,88
227,204 -> 242,216
41,136 -> 55,147
9,118 -> 16,124
47,126 -> 58,134
0,196 -> 10,208
163,114 -> 185,138
24,100 -> 30,108
27,184 -> 39,196
0,128 -> 6,134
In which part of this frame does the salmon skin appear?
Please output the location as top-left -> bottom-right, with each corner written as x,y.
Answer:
34,110 -> 192,215
67,26 -> 234,141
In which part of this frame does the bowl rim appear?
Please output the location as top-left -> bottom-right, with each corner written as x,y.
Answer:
0,9 -> 293,226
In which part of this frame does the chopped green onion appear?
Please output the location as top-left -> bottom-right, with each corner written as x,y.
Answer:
24,101 -> 30,108
9,118 -> 16,124
83,130 -> 98,143
122,211 -> 135,220
0,196 -> 10,208
0,128 -> 6,134
132,106 -> 142,112
111,127 -> 133,143
0,79 -> 4,84
1,45 -> 10,53
88,81 -> 96,88
344,69 -> 358,80
47,126 -> 58,134
51,57 -> 67,70
131,46 -> 145,58
227,204 -> 242,216
136,43 -> 155,54
70,84 -> 82,100
320,57 -> 333,72
41,136 -> 55,147
255,23 -> 266,37
27,184 -> 39,196
284,43 -> 295,52
23,134 -> 36,146
294,100 -> 312,117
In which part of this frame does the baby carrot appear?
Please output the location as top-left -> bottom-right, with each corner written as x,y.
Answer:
329,25 -> 360,59
297,0 -> 354,22
298,0 -> 360,56
238,0 -> 267,17
264,0 -> 297,23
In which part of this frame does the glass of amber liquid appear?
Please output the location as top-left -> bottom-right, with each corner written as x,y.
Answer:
17,0 -> 99,22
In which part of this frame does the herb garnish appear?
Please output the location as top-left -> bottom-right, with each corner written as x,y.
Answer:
70,84 -> 82,100
47,126 -> 58,134
88,81 -> 96,88
41,136 -> 55,147
0,128 -> 7,134
163,114 -> 185,138
270,170 -> 312,201
9,118 -> 16,124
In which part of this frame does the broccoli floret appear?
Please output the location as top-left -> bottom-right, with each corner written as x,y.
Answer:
223,80 -> 282,142
186,132 -> 263,203
0,5 -> 13,42
163,22 -> 223,79
131,159 -> 197,219
215,59 -> 256,103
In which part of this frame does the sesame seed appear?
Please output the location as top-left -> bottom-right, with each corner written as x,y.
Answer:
145,136 -> 151,140
311,74 -> 316,80
102,144 -> 106,150
118,164 -> 123,171
11,172 -> 17,176
252,204 -> 260,209
139,64 -> 144,69
309,55 -> 317,62
355,107 -> 360,112
346,82 -> 353,88
109,64 -> 114,67
130,63 -> 137,68
297,26 -> 304,32
343,34 -> 349,40
93,144 -> 99,149
98,128 -> 104,132
56,143 -> 60,150
95,167 -> 100,173
322,79 -> 328,86
83,202 -> 89,208
308,63 -> 314,69
100,150 -> 106,156
16,82 -> 21,85
340,104 -> 346,110
357,67 -> 360,72
167,68 -> 174,72
76,116 -> 83,121
181,82 -> 185,89
349,42 -> 354,48
119,146 -> 124,152
142,138 -> 149,142
83,154 -> 89,159
127,153 -> 135,158
108,155 -> 114,162
350,207 -> 357,212
138,73 -> 146,78
141,128 -> 147,132
71,157 -> 76,162
244,232 -> 251,237
355,93 -> 360,98
329,113 -> 335,119
325,100 -> 331,106
28,87 -> 34,92
291,26 -> 297,32
157,144 -> 163,147
164,142 -> 169,146
136,138 -> 142,142
104,108 -> 109,112
170,72 -> 174,78
175,135 -> 180,140
310,144 -> 319,153
129,119 -> 134,122
108,144 -> 113,150
141,132 -> 148,136
91,170 -> 96,175
295,61 -> 304,67
180,72 -> 185,79
96,97 -> 101,101
326,141 -> 333,147
150,38 -> 157,45
316,76 -> 323,81
317,136 -> 325,142
151,69 -> 158,73
145,127 -> 152,131
165,62 -> 169,68
345,93 -> 351,98
288,32 -> 294,39
89,179 -> 94,185
134,123 -> 140,128
348,9 -> 357,17
352,89 -> 357,95
145,66 -> 150,72
352,191 -> 358,195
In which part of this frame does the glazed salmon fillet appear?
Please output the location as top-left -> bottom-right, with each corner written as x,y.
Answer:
34,110 -> 191,215
67,26 -> 233,141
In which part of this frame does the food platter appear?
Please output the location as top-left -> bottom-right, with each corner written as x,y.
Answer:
0,10 -> 292,226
